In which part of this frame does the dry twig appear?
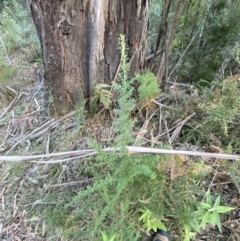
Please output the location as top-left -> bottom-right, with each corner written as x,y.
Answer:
0,146 -> 239,163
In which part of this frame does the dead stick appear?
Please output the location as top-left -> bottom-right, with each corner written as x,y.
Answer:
0,146 -> 239,163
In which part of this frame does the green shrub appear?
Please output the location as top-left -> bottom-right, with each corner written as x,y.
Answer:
181,79 -> 240,151
31,35 -> 235,241
0,0 -> 39,66
68,36 -> 233,241
136,72 -> 161,103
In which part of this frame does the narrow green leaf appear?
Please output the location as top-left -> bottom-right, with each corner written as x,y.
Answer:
213,211 -> 222,232
200,212 -> 210,229
206,193 -> 212,205
101,231 -> 108,241
152,222 -> 158,232
139,212 -> 147,221
138,209 -> 150,220
156,221 -> 167,231
199,202 -> 212,210
110,234 -> 116,241
215,206 -> 235,213
191,216 -> 201,233
213,195 -> 221,209
146,218 -> 151,231
184,226 -> 196,241
195,209 -> 205,217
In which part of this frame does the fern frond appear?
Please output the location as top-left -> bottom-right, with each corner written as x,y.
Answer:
93,83 -> 112,109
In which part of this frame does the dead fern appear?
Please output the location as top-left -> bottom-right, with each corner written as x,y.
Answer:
91,83 -> 112,115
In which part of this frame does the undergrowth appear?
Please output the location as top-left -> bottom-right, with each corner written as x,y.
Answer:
34,36 -> 235,241
180,79 -> 240,152
136,72 -> 160,103
0,2 -> 238,240
0,0 -> 39,66
15,36 -> 237,241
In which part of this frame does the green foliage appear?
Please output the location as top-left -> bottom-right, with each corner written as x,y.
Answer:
60,37 -> 235,241
0,66 -> 19,83
231,40 -> 240,68
148,0 -> 163,51
149,0 -> 240,83
29,32 -> 236,241
1,1 -> 238,241
180,190 -> 234,241
112,34 -> 135,146
214,83 -> 237,138
183,226 -> 196,241
68,35 -> 138,240
101,232 -> 116,241
182,0 -> 240,82
138,208 -> 167,232
44,205 -> 68,229
68,35 -> 165,240
159,81 -> 238,240
177,78 -> 240,153
204,82 -> 240,137
195,191 -> 234,233
170,188 -> 234,241
136,72 -> 160,103
0,0 -> 39,66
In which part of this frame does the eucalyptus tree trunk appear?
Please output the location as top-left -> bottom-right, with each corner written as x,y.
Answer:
30,0 -> 148,115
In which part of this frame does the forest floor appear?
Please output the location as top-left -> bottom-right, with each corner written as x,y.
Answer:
0,66 -> 240,241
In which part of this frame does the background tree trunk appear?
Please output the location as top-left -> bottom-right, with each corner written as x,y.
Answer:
30,0 -> 149,115
156,0 -> 185,91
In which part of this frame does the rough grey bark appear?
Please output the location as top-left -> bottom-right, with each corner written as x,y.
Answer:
30,0 -> 149,115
